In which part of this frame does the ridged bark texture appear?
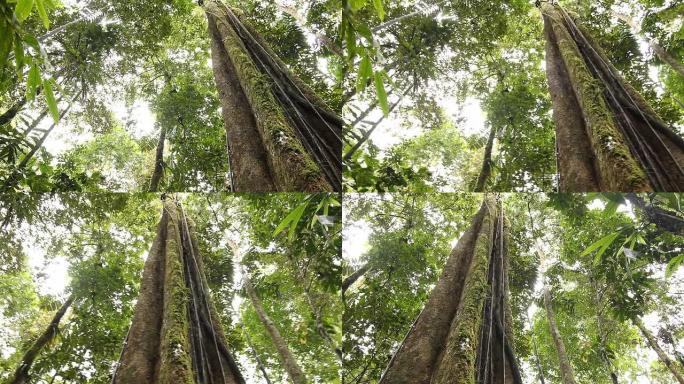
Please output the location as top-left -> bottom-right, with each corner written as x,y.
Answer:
541,3 -> 684,192
204,0 -> 342,192
112,201 -> 244,384
379,198 -> 522,384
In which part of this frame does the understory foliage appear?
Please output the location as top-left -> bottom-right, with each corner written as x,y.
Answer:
343,193 -> 684,383
0,192 -> 341,383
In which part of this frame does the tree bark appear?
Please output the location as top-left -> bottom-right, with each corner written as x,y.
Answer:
541,3 -> 684,191
204,0 -> 340,191
379,197 -> 521,384
112,201 -> 244,384
625,193 -> 684,235
612,11 -> 684,78
0,97 -> 27,126
473,124 -> 497,192
543,285 -> 578,384
634,318 -> 684,384
243,271 -> 307,384
342,263 -> 369,293
9,295 -> 74,384
206,13 -> 277,192
148,126 -> 166,192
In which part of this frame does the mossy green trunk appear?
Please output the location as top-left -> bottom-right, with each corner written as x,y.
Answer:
541,3 -> 684,191
379,198 -> 520,384
112,201 -> 244,384
204,0 -> 341,192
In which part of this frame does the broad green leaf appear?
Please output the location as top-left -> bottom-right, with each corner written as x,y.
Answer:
581,231 -> 619,257
273,201 -> 308,236
287,202 -> 308,242
35,0 -> 50,29
15,0 -> 34,22
26,63 -> 41,100
43,79 -> 59,123
373,0 -> 384,21
374,71 -> 389,115
356,53 -> 372,92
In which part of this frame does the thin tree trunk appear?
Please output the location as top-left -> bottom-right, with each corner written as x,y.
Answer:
148,126 -> 166,192
342,263 -> 369,293
10,295 -> 74,384
634,318 -> 684,384
543,285 -> 578,384
241,323 -> 273,384
243,271 -> 307,384
612,11 -> 684,78
473,124 -> 497,192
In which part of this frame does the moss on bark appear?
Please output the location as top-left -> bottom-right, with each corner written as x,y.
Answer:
204,0 -> 331,192
542,3 -> 651,191
430,205 -> 494,383
158,203 -> 193,383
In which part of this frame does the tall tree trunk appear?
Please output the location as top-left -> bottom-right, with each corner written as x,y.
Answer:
204,0 -> 342,191
206,14 -> 276,192
9,295 -> 74,384
634,318 -> 684,384
541,3 -> 684,192
148,126 -> 166,192
625,193 -> 684,235
243,271 -> 307,384
112,201 -> 244,384
473,124 -> 497,192
612,11 -> 684,78
543,285 -> 578,384
379,198 -> 522,384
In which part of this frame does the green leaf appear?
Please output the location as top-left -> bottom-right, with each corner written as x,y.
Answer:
356,53 -> 372,92
26,63 -> 41,100
0,25 -> 13,71
581,231 -> 620,257
13,36 -> 25,80
666,254 -> 684,277
43,79 -> 59,123
349,0 -> 367,12
15,0 -> 34,22
287,203 -> 308,242
23,34 -> 40,50
35,0 -> 50,29
373,0 -> 385,21
273,201 -> 308,237
374,71 -> 389,115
